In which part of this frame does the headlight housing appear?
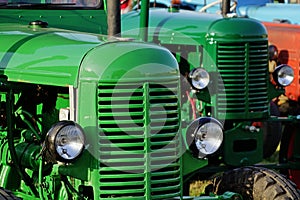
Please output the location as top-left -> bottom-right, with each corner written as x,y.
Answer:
273,64 -> 294,87
43,121 -> 85,163
186,117 -> 223,158
189,68 -> 210,89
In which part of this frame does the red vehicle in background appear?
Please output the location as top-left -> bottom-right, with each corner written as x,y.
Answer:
262,21 -> 300,189
263,22 -> 300,106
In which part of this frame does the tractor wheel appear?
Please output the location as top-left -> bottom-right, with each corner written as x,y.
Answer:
212,166 -> 300,200
0,188 -> 20,200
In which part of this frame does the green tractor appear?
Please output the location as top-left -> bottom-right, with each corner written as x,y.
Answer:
0,0 -> 299,199
121,0 -> 300,198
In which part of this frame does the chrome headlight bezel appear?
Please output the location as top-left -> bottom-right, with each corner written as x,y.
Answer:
186,117 -> 223,158
189,68 -> 210,90
44,121 -> 85,163
273,64 -> 294,87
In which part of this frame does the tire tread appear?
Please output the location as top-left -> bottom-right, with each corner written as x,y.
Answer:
213,166 -> 300,200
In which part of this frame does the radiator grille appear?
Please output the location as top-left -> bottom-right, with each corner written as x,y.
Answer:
216,41 -> 269,119
98,81 -> 181,199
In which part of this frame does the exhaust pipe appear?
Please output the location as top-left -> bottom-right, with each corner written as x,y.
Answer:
107,0 -> 121,37
139,0 -> 150,41
221,0 -> 230,17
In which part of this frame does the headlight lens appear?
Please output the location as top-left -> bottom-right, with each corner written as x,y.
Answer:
186,117 -> 223,158
43,121 -> 85,163
189,68 -> 210,89
273,64 -> 294,86
55,125 -> 85,161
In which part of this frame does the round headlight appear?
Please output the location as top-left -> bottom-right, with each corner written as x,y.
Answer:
186,117 -> 223,158
273,64 -> 294,86
189,68 -> 210,89
43,121 -> 85,163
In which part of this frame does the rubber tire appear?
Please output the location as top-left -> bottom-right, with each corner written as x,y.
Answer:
0,188 -> 20,200
212,166 -> 300,200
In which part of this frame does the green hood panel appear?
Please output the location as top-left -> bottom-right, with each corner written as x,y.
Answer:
122,9 -> 267,44
122,9 -> 221,44
0,23 -> 179,87
0,23 -> 102,86
79,41 -> 179,82
208,17 -> 268,40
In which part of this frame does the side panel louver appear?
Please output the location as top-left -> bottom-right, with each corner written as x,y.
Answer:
97,81 -> 181,199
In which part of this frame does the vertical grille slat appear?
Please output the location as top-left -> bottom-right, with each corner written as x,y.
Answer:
216,41 -> 269,119
97,81 -> 181,199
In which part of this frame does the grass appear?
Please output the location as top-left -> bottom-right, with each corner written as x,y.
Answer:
189,180 -> 212,197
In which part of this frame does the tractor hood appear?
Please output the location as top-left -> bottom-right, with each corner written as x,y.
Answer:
122,8 -> 267,44
0,23 -> 102,86
79,41 -> 179,83
0,23 -> 179,87
122,8 -> 221,44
